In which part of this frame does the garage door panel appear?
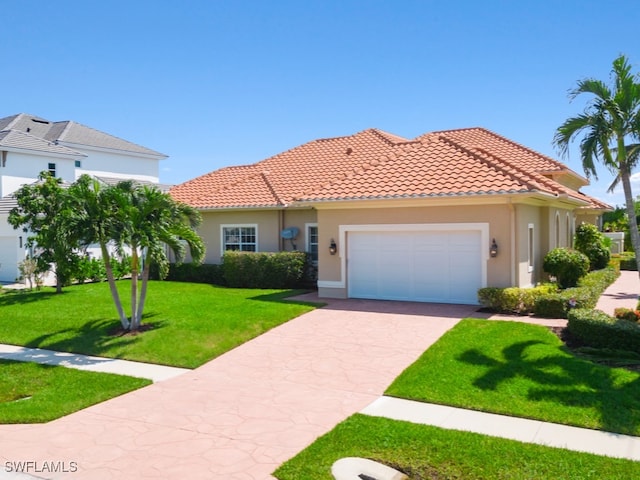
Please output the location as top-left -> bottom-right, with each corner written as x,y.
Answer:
347,228 -> 483,305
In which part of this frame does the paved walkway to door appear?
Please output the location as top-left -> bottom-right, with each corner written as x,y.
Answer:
0,299 -> 475,479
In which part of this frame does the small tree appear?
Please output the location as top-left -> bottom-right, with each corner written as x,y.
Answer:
574,223 -> 611,270
17,257 -> 43,290
8,172 -> 82,293
543,248 -> 590,289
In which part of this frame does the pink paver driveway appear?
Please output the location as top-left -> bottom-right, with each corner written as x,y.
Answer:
0,297 -> 477,480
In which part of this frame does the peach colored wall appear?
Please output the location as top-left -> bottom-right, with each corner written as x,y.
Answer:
198,208 -> 317,263
316,204 -> 513,295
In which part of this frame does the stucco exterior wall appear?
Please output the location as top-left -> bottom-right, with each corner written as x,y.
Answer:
198,208 -> 317,264
316,203 -> 513,297
0,151 -> 76,196
74,149 -> 159,182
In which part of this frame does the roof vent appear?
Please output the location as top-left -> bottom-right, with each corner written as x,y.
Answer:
31,119 -> 50,124
346,147 -> 353,155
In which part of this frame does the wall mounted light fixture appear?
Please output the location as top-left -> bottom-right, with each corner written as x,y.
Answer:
329,239 -> 337,255
490,238 -> 498,258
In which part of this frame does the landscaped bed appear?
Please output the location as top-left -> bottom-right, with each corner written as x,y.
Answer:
0,359 -> 150,423
0,280 -> 317,368
274,414 -> 640,480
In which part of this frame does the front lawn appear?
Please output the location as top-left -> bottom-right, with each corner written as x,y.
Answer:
274,414 -> 640,480
0,359 -> 150,423
386,319 -> 640,435
0,281 -> 316,368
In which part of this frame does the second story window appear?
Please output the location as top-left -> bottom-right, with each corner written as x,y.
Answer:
48,163 -> 56,177
75,160 -> 82,168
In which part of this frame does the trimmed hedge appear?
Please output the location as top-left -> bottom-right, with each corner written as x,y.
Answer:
478,284 -> 557,315
149,262 -> 225,285
222,251 -> 307,288
479,266 -> 619,319
568,308 -> 640,354
533,266 -> 619,318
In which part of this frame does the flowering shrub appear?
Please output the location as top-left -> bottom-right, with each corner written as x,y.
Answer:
614,308 -> 640,323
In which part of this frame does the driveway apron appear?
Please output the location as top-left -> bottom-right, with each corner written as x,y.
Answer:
0,297 -> 474,480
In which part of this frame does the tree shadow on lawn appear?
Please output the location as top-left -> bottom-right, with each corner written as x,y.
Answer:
23,315 -> 167,359
458,340 -> 640,435
0,289 -> 58,306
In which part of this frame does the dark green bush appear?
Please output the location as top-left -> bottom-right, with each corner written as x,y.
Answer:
568,308 -> 640,354
543,248 -> 590,288
574,223 -> 611,270
149,262 -> 226,285
533,266 -> 619,318
223,251 -> 307,288
477,284 -> 557,315
619,256 -> 638,271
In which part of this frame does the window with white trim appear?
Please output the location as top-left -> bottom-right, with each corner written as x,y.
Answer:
48,163 -> 56,177
222,225 -> 257,252
306,223 -> 318,263
528,223 -> 534,273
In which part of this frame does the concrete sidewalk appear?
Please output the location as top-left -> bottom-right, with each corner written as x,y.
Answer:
596,269 -> 640,315
362,396 -> 640,461
0,344 -> 189,382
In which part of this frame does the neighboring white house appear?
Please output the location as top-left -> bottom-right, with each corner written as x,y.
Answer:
0,113 -> 168,283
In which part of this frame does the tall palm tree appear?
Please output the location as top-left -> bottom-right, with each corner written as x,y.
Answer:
554,55 -> 640,273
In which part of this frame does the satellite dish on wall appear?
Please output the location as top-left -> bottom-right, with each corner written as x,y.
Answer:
280,227 -> 299,240
280,227 -> 299,250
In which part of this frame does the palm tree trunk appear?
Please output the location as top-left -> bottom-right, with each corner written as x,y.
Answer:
620,171 -> 640,278
101,242 -> 129,330
130,246 -> 139,331
136,257 -> 151,328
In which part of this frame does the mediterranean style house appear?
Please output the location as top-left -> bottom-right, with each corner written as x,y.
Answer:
172,127 -> 610,305
0,113 -> 167,283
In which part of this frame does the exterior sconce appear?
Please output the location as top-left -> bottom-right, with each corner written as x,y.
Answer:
329,239 -> 337,255
490,238 -> 498,258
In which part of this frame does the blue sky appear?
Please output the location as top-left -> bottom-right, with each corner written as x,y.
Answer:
3,1 -> 640,207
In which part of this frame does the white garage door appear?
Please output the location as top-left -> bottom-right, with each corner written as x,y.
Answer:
347,229 -> 483,304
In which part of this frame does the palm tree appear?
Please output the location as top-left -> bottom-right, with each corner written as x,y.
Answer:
70,176 -> 130,329
554,55 -> 640,273
115,183 -> 205,331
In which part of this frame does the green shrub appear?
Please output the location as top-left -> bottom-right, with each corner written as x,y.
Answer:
568,308 -> 640,354
533,266 -> 619,318
148,262 -> 226,285
619,256 -> 638,271
478,284 -> 557,315
614,308 -> 640,323
223,251 -> 307,288
543,248 -> 590,288
574,223 -> 611,270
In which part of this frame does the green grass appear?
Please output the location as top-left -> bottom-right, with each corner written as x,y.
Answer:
0,359 -> 150,423
0,281 -> 317,368
274,414 -> 640,480
386,319 -> 640,435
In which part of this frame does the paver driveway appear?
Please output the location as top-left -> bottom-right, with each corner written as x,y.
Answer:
0,297 -> 477,480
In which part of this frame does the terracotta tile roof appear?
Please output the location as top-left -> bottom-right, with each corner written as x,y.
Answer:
171,129 -> 414,208
170,127 -> 610,211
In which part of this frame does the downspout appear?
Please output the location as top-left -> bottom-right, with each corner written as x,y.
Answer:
508,198 -> 516,287
279,209 -> 284,252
